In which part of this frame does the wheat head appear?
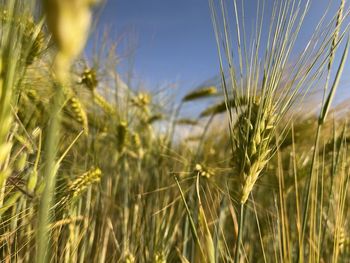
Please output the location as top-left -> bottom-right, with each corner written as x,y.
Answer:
234,99 -> 275,204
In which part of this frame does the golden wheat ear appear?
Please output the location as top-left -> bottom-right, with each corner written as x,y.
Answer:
60,167 -> 102,207
80,68 -> 98,91
62,86 -> 89,134
68,96 -> 89,134
93,91 -> 115,115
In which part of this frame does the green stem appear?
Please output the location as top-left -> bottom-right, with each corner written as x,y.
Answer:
235,203 -> 244,263
36,83 -> 63,263
297,124 -> 321,262
195,113 -> 215,162
168,101 -> 183,148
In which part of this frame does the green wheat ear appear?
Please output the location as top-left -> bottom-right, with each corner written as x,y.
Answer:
80,68 -> 98,91
234,99 -> 276,204
23,17 -> 46,65
175,118 -> 198,126
182,86 -> 217,102
199,96 -> 248,117
328,0 -> 344,70
0,9 -> 46,65
147,114 -> 163,124
117,121 -> 128,153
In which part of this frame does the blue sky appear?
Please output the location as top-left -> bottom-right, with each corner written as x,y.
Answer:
92,0 -> 219,96
90,0 -> 350,103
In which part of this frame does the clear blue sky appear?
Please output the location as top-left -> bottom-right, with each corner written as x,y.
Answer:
89,0 -> 350,103
92,0 -> 218,96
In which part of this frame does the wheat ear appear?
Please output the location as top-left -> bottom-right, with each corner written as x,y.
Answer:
234,100 -> 275,204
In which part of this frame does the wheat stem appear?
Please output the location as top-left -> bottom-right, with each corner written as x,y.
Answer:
234,203 -> 244,263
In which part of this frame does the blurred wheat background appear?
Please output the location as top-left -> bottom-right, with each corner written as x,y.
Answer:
0,0 -> 350,262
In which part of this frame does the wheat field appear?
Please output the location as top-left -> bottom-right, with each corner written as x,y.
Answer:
0,0 -> 350,262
